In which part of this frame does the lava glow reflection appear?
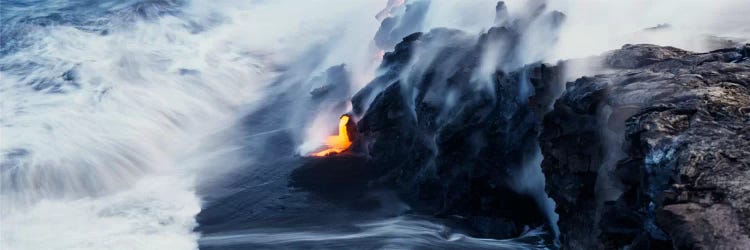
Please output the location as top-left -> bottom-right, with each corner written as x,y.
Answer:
311,115 -> 352,157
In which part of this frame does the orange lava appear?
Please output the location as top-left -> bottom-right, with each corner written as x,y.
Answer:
311,115 -> 352,157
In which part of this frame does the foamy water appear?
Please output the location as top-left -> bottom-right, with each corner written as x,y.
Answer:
1,0 -> 381,249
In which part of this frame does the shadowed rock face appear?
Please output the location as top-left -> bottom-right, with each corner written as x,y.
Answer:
350,28 -> 563,239
350,39 -> 748,248
542,43 -> 750,249
337,2 -> 750,246
348,2 -> 566,238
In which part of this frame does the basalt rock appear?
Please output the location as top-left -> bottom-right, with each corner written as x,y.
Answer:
542,43 -> 750,249
350,10 -> 565,239
352,1 -> 750,247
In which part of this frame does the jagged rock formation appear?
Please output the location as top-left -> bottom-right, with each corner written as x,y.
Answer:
300,2 -> 749,248
350,29 -> 562,239
348,2 -> 565,238
542,44 -> 750,249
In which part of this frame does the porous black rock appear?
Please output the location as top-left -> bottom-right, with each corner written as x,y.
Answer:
542,43 -> 750,249
352,2 -> 749,248
350,24 -> 564,240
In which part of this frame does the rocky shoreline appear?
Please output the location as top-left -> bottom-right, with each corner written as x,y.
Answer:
294,1 -> 750,248
542,44 -> 750,249
346,33 -> 749,248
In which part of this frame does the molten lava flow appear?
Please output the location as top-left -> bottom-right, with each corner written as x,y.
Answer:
311,115 -> 352,157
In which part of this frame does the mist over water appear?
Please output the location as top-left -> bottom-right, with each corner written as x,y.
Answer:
199,215 -> 547,249
1,0 -> 382,248
1,0 -> 748,249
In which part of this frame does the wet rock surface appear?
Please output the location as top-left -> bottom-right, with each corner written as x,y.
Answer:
241,2 -> 750,248
542,43 -> 750,249
349,3 -> 566,240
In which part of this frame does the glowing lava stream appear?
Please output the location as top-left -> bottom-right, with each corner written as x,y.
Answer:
311,115 -> 352,157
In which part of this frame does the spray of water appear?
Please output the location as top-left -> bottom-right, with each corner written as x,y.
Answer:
0,1 -> 385,249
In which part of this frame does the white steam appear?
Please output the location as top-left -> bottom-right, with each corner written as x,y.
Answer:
550,0 -> 750,61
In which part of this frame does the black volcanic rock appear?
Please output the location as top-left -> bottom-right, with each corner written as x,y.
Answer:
606,44 -> 690,69
353,1 -> 749,248
542,44 -> 750,249
350,12 -> 565,239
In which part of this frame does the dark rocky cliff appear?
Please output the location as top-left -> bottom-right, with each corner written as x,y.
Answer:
349,41 -> 749,248
296,2 -> 750,248
350,28 -> 563,239
343,1 -> 566,240
542,44 -> 750,249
